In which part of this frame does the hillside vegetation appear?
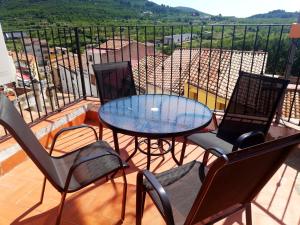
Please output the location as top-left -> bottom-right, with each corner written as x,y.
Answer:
1,0 -> 299,31
0,0 -> 208,30
249,10 -> 299,19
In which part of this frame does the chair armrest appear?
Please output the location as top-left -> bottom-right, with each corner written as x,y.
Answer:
202,147 -> 228,166
206,147 -> 227,158
49,125 -> 98,155
232,131 -> 265,151
200,147 -> 228,182
137,170 -> 175,225
64,151 -> 124,191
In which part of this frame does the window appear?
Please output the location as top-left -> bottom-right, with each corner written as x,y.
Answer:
217,102 -> 226,110
191,92 -> 198,101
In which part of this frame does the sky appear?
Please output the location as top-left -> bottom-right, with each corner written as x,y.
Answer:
150,0 -> 300,18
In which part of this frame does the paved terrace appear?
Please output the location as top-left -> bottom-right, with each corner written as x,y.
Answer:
0,98 -> 299,225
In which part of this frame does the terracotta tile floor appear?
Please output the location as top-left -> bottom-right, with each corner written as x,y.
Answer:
0,124 -> 300,225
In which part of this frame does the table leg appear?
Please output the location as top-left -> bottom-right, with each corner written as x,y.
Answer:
146,138 -> 151,170
157,139 -> 165,160
126,136 -> 138,162
113,131 -> 120,154
179,136 -> 187,165
171,137 -> 180,165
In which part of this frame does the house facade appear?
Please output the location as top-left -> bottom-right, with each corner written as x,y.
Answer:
164,33 -> 198,45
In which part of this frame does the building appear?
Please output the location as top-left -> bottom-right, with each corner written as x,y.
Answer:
133,48 -> 268,110
86,39 -> 155,67
9,51 -> 40,85
53,39 -> 156,97
3,31 -> 28,40
164,33 -> 197,45
132,54 -> 167,93
49,47 -> 67,60
51,52 -> 97,98
23,38 -> 49,66
183,49 -> 267,110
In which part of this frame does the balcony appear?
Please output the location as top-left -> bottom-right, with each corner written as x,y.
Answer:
0,98 -> 299,224
0,24 -> 300,224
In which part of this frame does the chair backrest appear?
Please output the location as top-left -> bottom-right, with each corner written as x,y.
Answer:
0,94 -> 60,190
217,71 -> 289,144
185,133 -> 300,225
92,61 -> 137,104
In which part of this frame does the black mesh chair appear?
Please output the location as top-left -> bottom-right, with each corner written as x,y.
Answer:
137,133 -> 300,225
93,61 -> 136,104
183,71 -> 289,158
92,61 -> 137,140
0,94 -> 127,225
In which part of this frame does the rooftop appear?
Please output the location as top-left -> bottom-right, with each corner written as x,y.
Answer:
133,49 -> 267,95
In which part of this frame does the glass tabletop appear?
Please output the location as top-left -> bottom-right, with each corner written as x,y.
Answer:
99,94 -> 212,138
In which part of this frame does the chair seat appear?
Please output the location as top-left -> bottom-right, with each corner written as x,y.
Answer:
145,161 -> 204,225
53,141 -> 127,192
187,131 -> 234,154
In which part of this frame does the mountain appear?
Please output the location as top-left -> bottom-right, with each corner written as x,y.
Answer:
174,6 -> 208,16
0,0 -> 208,30
1,0 -> 297,31
249,10 -> 299,19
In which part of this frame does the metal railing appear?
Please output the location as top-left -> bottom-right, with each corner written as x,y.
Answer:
1,24 -> 300,140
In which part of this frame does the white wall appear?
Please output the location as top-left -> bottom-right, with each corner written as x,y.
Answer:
59,66 -> 97,97
0,24 -> 16,85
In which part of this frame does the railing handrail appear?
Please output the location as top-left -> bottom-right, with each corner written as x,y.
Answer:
1,23 -> 299,140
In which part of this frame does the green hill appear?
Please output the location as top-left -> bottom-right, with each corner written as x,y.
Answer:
0,0 -> 209,30
0,1 -> 298,31
249,10 -> 299,19
174,6 -> 208,16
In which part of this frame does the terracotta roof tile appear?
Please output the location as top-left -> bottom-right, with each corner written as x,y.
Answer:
99,39 -> 130,50
133,48 -> 267,97
98,39 -> 154,50
132,55 -> 166,93
282,87 -> 300,119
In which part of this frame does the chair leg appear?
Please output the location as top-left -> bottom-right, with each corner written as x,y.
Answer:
40,177 -> 47,203
245,203 -> 252,225
99,123 -> 103,140
56,192 -> 67,225
141,191 -> 146,217
121,168 -> 127,221
136,173 -> 145,225
146,138 -> 151,170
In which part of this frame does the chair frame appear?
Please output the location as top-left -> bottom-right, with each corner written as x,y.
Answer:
0,95 -> 127,225
93,61 -> 136,105
217,72 -> 288,140
137,133 -> 300,225
180,71 -> 289,164
92,61 -> 137,140
44,125 -> 127,225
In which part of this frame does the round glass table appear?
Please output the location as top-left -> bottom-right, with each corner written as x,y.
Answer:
99,94 -> 212,169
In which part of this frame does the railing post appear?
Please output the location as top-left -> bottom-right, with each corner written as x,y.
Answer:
74,27 -> 87,99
